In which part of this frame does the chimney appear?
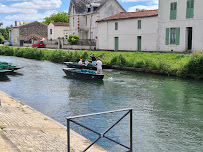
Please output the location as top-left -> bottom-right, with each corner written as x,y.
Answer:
15,21 -> 17,27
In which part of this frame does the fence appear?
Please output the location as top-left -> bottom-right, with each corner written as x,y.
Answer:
67,108 -> 133,152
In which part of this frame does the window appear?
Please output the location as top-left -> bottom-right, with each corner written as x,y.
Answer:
138,20 -> 141,29
166,27 -> 180,45
15,38 -> 17,44
73,6 -> 74,14
87,8 -> 91,13
50,29 -> 52,35
86,16 -> 87,26
115,22 -> 118,30
15,29 -> 17,35
186,0 -> 194,18
170,2 -> 177,20
170,28 -> 176,44
73,17 -> 74,27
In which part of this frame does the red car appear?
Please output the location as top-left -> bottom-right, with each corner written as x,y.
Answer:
32,40 -> 45,48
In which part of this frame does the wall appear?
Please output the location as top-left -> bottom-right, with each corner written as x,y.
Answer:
158,0 -> 203,52
97,16 -> 158,51
19,22 -> 47,41
11,28 -> 20,46
48,23 -> 70,40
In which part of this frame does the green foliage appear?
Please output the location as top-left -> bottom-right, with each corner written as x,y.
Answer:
182,51 -> 203,79
110,54 -> 128,67
0,27 -> 10,43
0,46 -> 202,79
68,35 -> 80,45
43,12 -> 69,25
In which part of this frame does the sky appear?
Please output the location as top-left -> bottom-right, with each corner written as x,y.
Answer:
0,0 -> 158,28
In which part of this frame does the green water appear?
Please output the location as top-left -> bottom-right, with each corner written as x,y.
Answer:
0,56 -> 202,152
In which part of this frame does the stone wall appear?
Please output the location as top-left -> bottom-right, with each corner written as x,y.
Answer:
19,22 -> 47,41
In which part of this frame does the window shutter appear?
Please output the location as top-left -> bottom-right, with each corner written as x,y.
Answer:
166,28 -> 169,45
186,0 -> 194,18
176,27 -> 180,45
170,2 -> 177,20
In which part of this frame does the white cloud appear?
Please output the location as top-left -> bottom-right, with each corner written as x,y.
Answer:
0,0 -> 62,13
128,5 -> 158,12
5,10 -> 57,20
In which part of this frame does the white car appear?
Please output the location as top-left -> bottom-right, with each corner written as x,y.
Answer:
3,41 -> 11,46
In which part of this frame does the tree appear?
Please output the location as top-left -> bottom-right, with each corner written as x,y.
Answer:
68,35 -> 80,45
43,12 -> 69,25
0,26 -> 11,43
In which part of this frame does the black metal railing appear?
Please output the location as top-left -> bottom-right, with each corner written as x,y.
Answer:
67,108 -> 133,152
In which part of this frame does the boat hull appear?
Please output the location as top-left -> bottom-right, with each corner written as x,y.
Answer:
63,68 -> 104,80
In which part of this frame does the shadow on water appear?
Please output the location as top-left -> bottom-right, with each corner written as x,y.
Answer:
62,76 -> 104,86
6,72 -> 23,77
0,74 -> 10,82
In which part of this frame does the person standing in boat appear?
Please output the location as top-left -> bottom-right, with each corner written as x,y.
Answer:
78,59 -> 83,65
85,59 -> 89,66
95,57 -> 102,74
90,53 -> 96,64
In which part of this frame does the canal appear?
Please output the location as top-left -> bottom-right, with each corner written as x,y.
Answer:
0,56 -> 202,152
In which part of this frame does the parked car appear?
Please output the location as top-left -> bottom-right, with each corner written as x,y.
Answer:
32,40 -> 45,48
3,41 -> 12,46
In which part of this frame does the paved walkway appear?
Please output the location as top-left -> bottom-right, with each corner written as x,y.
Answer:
0,90 -> 107,152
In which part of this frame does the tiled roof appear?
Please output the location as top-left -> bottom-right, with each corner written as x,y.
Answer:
51,22 -> 69,26
13,21 -> 47,28
97,10 -> 158,22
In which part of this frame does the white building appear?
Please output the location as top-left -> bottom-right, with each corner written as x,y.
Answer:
158,0 -> 203,52
97,10 -> 158,51
68,0 -> 125,40
48,21 -> 70,40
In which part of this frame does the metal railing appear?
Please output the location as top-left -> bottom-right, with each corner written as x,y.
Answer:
67,108 -> 133,152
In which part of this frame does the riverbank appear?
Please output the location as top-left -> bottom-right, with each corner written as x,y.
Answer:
0,90 -> 107,152
0,46 -> 202,79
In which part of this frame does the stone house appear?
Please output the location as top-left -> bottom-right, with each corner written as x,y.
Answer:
97,10 -> 158,51
68,0 -> 125,40
9,21 -> 47,46
158,0 -> 203,52
48,21 -> 70,40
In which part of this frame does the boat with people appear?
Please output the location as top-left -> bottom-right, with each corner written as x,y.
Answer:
63,68 -> 104,80
64,62 -> 112,70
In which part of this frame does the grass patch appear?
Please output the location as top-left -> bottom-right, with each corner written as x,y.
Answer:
0,46 -> 202,79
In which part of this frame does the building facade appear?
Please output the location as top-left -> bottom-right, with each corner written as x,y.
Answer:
158,0 -> 203,52
68,0 -> 125,40
48,21 -> 70,40
97,10 -> 158,51
10,21 -> 47,46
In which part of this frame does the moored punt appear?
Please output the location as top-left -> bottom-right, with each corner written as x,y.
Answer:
0,68 -> 12,74
64,62 -> 112,70
63,68 -> 104,80
0,62 -> 22,71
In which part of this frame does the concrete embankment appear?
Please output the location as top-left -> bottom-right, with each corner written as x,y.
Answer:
0,90 -> 107,152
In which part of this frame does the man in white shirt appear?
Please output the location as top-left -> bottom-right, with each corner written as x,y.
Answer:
95,57 -> 102,74
78,59 -> 83,65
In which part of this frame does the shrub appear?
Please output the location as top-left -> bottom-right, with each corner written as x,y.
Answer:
67,35 -> 80,45
183,51 -> 203,79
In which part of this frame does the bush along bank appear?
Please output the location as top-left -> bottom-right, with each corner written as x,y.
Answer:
0,46 -> 202,79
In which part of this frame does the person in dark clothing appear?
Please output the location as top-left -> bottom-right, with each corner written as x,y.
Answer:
90,54 -> 96,63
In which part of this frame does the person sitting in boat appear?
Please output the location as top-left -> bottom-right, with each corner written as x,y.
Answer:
85,59 -> 89,66
78,59 -> 83,65
90,53 -> 96,64
95,57 -> 102,74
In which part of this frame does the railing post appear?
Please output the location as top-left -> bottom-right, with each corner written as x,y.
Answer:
67,119 -> 70,152
130,109 -> 133,152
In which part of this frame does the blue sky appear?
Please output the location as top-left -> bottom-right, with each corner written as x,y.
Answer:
0,0 -> 158,27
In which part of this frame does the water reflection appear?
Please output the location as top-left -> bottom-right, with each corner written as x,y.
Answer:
0,74 -> 10,82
